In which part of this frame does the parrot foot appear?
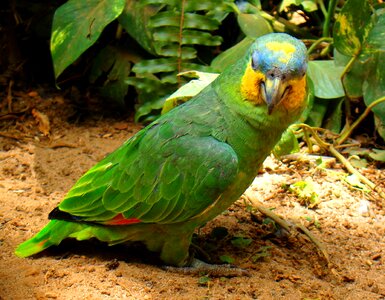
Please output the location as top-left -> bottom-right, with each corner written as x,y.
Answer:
163,258 -> 250,277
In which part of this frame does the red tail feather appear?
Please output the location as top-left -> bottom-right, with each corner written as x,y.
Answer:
103,214 -> 141,225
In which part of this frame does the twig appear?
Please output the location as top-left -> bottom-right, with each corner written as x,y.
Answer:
242,191 -> 330,264
296,124 -> 385,204
337,95 -> 385,145
7,80 -> 14,112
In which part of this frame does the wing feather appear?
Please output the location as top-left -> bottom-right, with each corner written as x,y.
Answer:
57,117 -> 239,225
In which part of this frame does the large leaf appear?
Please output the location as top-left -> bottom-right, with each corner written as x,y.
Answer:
118,0 -> 161,55
363,10 -> 385,54
362,11 -> 385,139
305,98 -> 328,128
51,0 -> 125,79
161,71 -> 219,114
323,98 -> 344,133
273,128 -> 300,158
334,49 -> 367,99
333,0 -> 373,56
279,0 -> 318,12
363,52 -> 385,139
90,46 -> 132,106
237,12 -> 273,38
211,37 -> 254,72
307,61 -> 345,99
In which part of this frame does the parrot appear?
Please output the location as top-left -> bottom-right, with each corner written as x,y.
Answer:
15,33 -> 308,268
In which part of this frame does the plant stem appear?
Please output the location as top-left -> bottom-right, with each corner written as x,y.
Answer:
317,0 -> 328,17
322,0 -> 338,37
339,55 -> 358,135
307,37 -> 333,55
337,96 -> 385,145
177,0 -> 186,86
328,145 -> 385,201
297,124 -> 385,203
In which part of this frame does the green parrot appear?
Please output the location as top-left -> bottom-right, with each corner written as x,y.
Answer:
15,33 -> 308,267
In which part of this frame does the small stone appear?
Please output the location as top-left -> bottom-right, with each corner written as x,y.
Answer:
357,200 -> 370,217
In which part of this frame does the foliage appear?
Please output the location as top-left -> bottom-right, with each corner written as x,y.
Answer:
31,0 -> 385,146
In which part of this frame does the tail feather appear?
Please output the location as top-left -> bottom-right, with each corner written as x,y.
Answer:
15,219 -> 147,258
15,220 -> 83,258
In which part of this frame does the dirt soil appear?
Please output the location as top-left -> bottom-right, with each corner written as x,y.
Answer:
1,91 -> 385,300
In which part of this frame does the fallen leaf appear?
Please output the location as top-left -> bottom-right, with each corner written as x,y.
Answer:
32,109 -> 50,136
28,91 -> 39,97
114,122 -> 129,130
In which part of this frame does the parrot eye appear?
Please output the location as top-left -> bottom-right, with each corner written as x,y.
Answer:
251,59 -> 258,70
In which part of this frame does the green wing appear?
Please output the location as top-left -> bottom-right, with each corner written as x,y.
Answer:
58,118 -> 239,224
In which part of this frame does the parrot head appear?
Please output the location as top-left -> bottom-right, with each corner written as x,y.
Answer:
240,33 -> 308,115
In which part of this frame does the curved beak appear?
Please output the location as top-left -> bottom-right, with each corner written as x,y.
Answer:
261,77 -> 287,115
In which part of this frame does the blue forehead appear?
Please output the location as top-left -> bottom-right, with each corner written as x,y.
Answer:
250,33 -> 308,76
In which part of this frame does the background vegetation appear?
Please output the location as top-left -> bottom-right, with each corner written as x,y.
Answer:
1,0 -> 384,148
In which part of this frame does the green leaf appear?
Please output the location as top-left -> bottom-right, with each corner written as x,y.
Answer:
305,98 -> 328,128
363,10 -> 385,54
369,148 -> 385,162
251,246 -> 272,262
301,0 -> 318,12
323,98 -> 344,133
118,0 -> 161,55
289,180 -> 319,206
134,96 -> 166,123
280,0 -> 317,12
333,0 -> 373,56
219,255 -> 235,264
157,45 -> 197,59
198,276 -> 211,286
51,0 -> 126,79
162,71 -> 219,114
307,61 -> 345,99
237,12 -> 273,38
273,128 -> 299,158
133,58 -> 178,74
153,28 -> 222,46
279,0 -> 301,12
334,49 -> 366,99
363,52 -> 385,137
374,115 -> 385,141
90,46 -> 131,106
345,174 -> 370,192
149,12 -> 220,30
231,237 -> 252,248
211,37 -> 254,72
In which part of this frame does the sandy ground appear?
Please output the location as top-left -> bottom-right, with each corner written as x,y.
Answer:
1,92 -> 385,299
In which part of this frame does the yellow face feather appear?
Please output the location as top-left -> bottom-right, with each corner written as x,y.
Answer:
241,35 -> 307,113
241,62 -> 307,112
281,76 -> 307,112
240,64 -> 265,105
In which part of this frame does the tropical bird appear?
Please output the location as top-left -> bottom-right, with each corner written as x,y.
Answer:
15,33 -> 308,267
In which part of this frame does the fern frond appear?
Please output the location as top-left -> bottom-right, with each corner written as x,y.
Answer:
120,0 -> 234,122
